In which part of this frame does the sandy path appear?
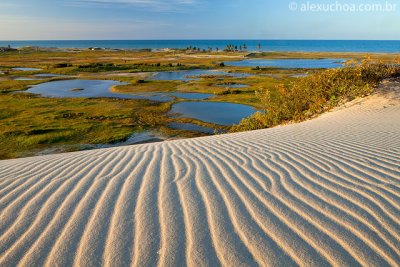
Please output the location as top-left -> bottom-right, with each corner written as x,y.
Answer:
0,80 -> 399,266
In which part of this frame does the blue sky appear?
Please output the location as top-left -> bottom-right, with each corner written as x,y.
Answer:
0,0 -> 399,40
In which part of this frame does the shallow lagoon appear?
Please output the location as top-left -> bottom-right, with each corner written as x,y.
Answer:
34,74 -> 70,78
12,67 -> 42,71
26,79 -> 215,102
169,102 -> 256,126
215,83 -> 249,88
150,69 -> 250,81
13,73 -> 71,81
26,79 -> 256,126
14,77 -> 42,81
225,58 -> 345,69
27,79 -> 132,98
170,92 -> 214,100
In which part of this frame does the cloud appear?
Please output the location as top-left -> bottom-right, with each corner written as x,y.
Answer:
69,0 -> 197,11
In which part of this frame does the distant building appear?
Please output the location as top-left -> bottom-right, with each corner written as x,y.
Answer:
89,47 -> 104,51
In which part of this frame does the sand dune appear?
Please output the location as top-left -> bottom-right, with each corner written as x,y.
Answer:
1,80 -> 400,267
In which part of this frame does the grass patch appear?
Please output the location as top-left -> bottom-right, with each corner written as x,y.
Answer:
0,79 -> 45,92
0,93 -> 171,159
73,62 -> 206,73
113,80 -> 181,93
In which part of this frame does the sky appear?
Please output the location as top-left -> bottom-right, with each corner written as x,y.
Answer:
0,0 -> 399,40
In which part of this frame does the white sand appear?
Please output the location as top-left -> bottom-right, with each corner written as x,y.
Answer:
0,80 -> 399,266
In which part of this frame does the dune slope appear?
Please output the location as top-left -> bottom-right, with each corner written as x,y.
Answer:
0,80 -> 400,267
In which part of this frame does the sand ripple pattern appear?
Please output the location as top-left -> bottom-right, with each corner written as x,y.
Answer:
1,88 -> 400,266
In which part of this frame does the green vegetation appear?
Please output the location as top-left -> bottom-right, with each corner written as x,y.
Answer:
113,80 -> 181,93
231,59 -> 400,132
0,49 -> 240,73
0,79 -> 43,92
0,94 -> 171,159
1,49 -> 399,159
245,51 -> 400,62
73,62 -> 206,74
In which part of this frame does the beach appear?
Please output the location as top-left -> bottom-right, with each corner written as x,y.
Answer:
0,79 -> 399,266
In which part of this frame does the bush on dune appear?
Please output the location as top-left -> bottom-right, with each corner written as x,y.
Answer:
231,58 -> 400,132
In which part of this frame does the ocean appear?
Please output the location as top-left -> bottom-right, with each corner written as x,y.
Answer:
0,40 -> 399,53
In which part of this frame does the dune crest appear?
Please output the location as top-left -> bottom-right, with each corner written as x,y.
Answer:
1,80 -> 400,266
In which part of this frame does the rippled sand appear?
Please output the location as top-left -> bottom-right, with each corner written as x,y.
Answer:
1,80 -> 399,266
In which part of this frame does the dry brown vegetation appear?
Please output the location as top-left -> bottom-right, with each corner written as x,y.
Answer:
231,58 -> 400,131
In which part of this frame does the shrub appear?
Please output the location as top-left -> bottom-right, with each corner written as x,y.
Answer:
231,58 -> 400,132
54,63 -> 72,68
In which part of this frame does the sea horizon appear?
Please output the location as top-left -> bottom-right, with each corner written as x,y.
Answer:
1,39 -> 400,53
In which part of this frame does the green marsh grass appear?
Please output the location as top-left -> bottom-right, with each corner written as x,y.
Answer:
0,94 -> 171,159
